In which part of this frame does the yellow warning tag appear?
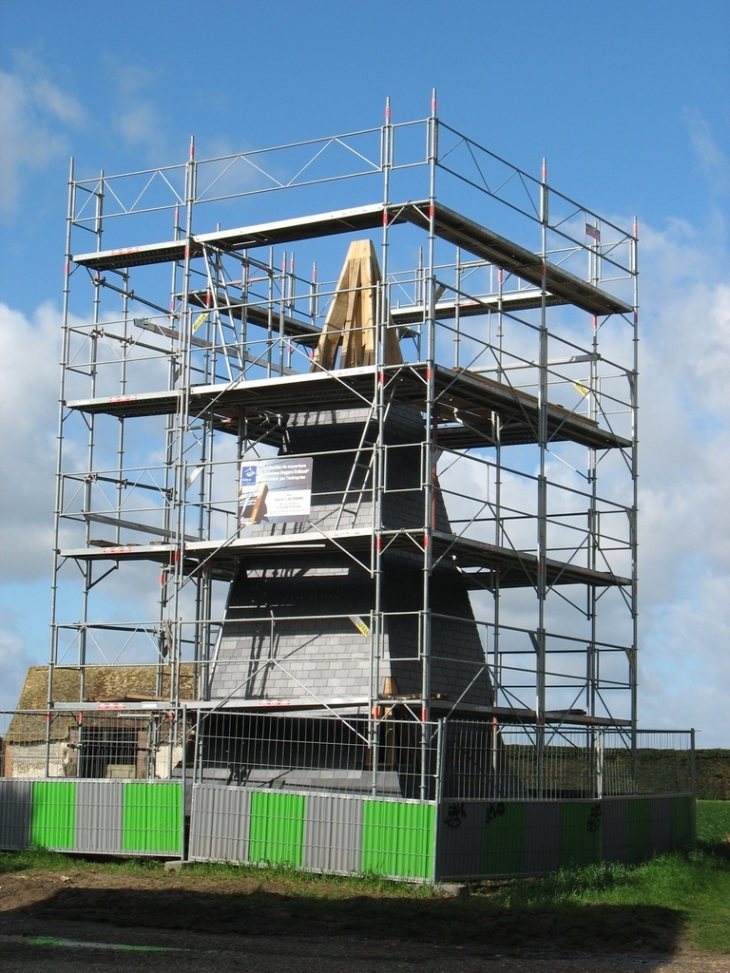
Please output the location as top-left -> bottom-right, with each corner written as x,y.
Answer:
349,615 -> 370,638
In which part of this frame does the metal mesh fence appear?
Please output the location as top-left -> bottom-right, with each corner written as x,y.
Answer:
191,711 -> 440,800
440,723 -> 694,801
0,709 -> 186,781
611,730 -> 694,797
1,709 -> 693,801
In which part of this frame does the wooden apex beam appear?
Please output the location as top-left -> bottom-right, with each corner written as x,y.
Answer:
311,240 -> 403,372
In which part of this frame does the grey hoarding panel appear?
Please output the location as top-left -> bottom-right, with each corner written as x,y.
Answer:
522,802 -> 561,874
75,780 -> 124,854
435,800 -> 487,881
303,793 -> 362,874
648,797 -> 672,855
0,780 -> 32,850
602,798 -> 628,863
190,784 -> 250,863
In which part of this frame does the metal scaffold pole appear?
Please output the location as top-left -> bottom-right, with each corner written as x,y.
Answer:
50,161 -> 77,676
77,170 -> 105,702
587,229 -> 600,788
420,89 -> 438,800
493,268 -> 505,714
369,96 -> 394,791
536,157 -> 549,798
631,216 -> 640,788
47,157 -> 78,774
170,136 -> 197,709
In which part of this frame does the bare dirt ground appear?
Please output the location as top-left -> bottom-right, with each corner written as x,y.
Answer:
0,866 -> 728,973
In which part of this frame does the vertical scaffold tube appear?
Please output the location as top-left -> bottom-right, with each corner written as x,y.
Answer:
370,97 -> 393,794
631,217 -> 640,788
420,89 -> 438,799
48,157 -> 78,772
171,136 -> 197,709
536,158 -> 549,798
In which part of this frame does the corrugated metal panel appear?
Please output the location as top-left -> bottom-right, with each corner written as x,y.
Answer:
303,794 -> 362,874
189,784 -> 250,863
122,782 -> 182,855
522,801 -> 561,874
602,798 -> 628,863
31,781 -> 76,850
648,797 -> 672,855
484,802 -> 524,875
362,800 -> 434,881
670,796 -> 694,849
249,791 -> 305,867
0,779 -> 32,850
561,802 -> 601,867
626,799 -> 651,864
434,800 -> 486,882
75,780 -> 124,854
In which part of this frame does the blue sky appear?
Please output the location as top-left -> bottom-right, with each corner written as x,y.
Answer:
1,0 -> 729,743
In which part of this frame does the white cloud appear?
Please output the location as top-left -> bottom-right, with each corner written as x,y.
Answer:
117,101 -> 163,147
104,60 -> 167,156
0,66 -> 85,213
682,108 -> 730,197
636,218 -> 730,745
31,76 -> 85,127
639,227 -> 730,578
639,570 -> 730,741
0,623 -> 37,712
0,302 -> 61,580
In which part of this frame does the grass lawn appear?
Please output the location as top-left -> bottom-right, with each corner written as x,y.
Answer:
1,800 -> 728,955
697,798 -> 730,845
474,801 -> 730,953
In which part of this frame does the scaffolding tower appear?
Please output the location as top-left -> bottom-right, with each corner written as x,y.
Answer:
50,96 -> 639,794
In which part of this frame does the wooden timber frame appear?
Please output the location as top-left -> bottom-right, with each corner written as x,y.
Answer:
311,239 -> 403,370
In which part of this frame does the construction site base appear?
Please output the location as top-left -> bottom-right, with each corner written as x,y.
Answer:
0,778 -> 694,883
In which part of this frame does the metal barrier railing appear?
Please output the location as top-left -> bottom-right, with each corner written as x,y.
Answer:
440,722 -> 694,801
190,710 -> 440,800
0,709 -> 693,801
0,708 -> 184,782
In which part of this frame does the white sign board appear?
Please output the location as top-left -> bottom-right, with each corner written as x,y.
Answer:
239,456 -> 313,526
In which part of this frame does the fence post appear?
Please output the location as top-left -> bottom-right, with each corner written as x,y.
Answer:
433,718 -> 446,883
192,706 -> 202,785
690,727 -> 697,847
44,710 -> 52,778
180,704 -> 187,861
435,717 -> 446,805
596,728 -> 604,799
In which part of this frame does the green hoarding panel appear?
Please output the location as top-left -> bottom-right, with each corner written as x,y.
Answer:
483,802 -> 524,875
560,802 -> 601,867
31,781 -> 76,850
362,800 -> 434,881
122,783 -> 182,854
249,792 -> 305,867
627,799 -> 651,864
670,796 -> 693,849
